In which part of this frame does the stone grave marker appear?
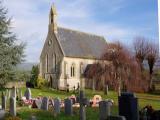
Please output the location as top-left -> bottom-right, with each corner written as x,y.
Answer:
64,98 -> 73,115
54,98 -> 61,115
35,99 -> 42,109
2,92 -> 7,110
79,90 -> 89,120
118,92 -> 139,120
41,97 -> 49,110
0,110 -> 5,119
24,88 -> 32,100
10,97 -> 16,116
99,100 -> 112,120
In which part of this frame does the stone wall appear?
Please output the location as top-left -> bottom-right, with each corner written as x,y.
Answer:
59,57 -> 96,89
5,82 -> 25,88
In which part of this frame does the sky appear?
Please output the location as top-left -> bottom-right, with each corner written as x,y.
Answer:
3,0 -> 159,63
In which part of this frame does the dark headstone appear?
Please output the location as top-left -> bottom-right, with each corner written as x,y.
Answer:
79,90 -> 86,120
10,97 -> 16,116
64,98 -> 73,115
99,101 -> 112,120
118,92 -> 139,120
41,97 -> 49,110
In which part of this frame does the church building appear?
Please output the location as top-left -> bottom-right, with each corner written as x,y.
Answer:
39,4 -> 107,90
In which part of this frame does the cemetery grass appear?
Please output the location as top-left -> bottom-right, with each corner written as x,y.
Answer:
4,88 -> 160,120
20,88 -> 160,109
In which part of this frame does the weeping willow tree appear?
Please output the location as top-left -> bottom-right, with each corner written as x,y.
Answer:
0,1 -> 25,88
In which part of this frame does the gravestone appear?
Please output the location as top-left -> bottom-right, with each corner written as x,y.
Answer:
118,92 -> 139,120
79,90 -> 89,120
108,116 -> 126,120
0,110 -> 5,119
41,97 -> 49,110
54,98 -> 61,114
35,99 -> 42,109
24,88 -> 31,100
10,97 -> 16,116
11,86 -> 16,98
64,98 -> 73,115
2,92 -> 7,110
99,100 -> 112,120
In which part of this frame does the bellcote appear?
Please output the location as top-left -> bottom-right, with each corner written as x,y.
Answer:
49,4 -> 57,34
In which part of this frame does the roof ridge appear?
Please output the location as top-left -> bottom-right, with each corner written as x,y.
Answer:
58,26 -> 104,38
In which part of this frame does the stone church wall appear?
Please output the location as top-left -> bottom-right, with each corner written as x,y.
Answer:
39,29 -> 63,89
59,57 -> 96,90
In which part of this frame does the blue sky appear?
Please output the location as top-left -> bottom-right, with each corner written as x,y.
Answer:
4,0 -> 158,63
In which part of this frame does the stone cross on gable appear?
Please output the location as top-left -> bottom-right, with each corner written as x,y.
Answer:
79,90 -> 89,120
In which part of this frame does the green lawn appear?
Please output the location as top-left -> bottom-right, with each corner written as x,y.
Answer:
4,88 -> 160,120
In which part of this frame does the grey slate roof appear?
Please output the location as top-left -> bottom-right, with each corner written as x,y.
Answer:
56,27 -> 107,59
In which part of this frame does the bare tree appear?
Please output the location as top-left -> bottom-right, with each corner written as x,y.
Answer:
133,37 -> 149,71
85,42 -> 149,92
146,42 -> 158,89
133,37 -> 159,90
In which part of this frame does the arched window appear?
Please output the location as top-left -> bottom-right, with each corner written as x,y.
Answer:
80,62 -> 84,75
46,54 -> 48,73
71,63 -> 76,77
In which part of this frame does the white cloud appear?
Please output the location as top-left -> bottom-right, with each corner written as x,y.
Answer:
3,0 -> 134,63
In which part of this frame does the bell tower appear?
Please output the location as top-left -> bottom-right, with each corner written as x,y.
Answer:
49,4 -> 57,34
